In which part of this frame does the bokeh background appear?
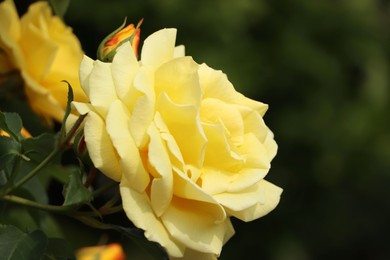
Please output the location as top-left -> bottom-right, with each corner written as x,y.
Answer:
14,0 -> 390,259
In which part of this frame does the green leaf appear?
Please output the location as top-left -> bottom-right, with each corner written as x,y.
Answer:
0,112 -> 22,140
48,0 -> 70,19
0,225 -> 47,260
0,136 -> 21,180
62,168 -> 92,206
21,133 -> 56,163
44,238 -> 75,259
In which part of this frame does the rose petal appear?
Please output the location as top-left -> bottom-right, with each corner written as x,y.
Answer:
202,122 -> 244,171
172,168 -> 226,223
198,63 -> 268,115
129,66 -> 155,148
120,181 -> 185,258
161,197 -> 228,255
106,100 -> 149,191
174,45 -> 185,58
147,122 -> 173,216
84,110 -> 121,181
155,56 -> 201,107
88,61 -> 118,117
201,98 -> 244,145
201,167 -> 268,195
157,93 -> 207,168
141,28 -> 177,68
0,0 -> 23,67
217,180 -> 282,222
238,133 -> 270,170
111,42 -> 139,103
79,55 -> 94,97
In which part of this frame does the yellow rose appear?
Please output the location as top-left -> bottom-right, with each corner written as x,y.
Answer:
73,28 -> 282,259
0,0 -> 88,123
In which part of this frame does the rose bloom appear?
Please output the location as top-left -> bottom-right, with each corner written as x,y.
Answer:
0,0 -> 88,123
73,28 -> 282,259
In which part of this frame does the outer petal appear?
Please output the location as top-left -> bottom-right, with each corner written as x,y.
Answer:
111,42 -> 139,103
84,110 -> 121,181
106,100 -> 149,191
161,197 -> 227,255
87,61 -> 118,117
198,63 -> 268,115
120,181 -> 185,258
141,28 -> 177,68
79,55 -> 94,96
201,168 -> 268,195
218,180 -> 282,222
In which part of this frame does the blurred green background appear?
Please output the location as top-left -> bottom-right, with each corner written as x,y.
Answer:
16,0 -> 390,259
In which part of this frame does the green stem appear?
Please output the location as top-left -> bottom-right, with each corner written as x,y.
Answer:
5,148 -> 60,195
1,194 -> 73,213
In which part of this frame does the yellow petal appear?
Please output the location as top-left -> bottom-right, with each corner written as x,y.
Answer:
79,55 -> 94,97
201,98 -> 244,146
141,28 -> 177,68
202,122 -> 244,171
72,101 -> 94,115
264,128 -> 278,161
154,112 -> 185,171
155,56 -> 201,107
19,21 -> 57,79
88,61 -> 118,117
23,72 -> 64,122
238,133 -> 270,170
120,181 -> 185,257
129,66 -> 155,148
111,42 -> 139,103
106,100 -> 149,191
217,180 -> 282,222
147,123 -> 173,216
0,0 -> 23,68
198,63 -> 268,115
161,197 -> 227,255
172,169 -> 226,223
201,167 -> 268,195
174,45 -> 185,58
0,0 -> 20,42
84,110 -> 121,181
157,93 -> 207,168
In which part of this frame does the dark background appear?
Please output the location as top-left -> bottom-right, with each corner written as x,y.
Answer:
15,0 -> 390,259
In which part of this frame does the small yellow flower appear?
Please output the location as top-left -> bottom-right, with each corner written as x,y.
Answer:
0,0 -> 88,124
75,243 -> 125,260
73,28 -> 282,259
